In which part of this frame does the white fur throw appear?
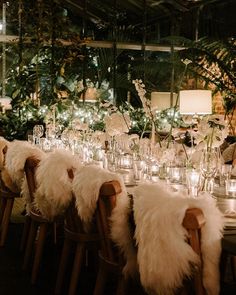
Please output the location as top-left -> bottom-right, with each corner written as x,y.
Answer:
5,140 -> 45,190
72,165 -> 138,277
132,183 -> 224,295
34,150 -> 82,220
0,137 -> 8,170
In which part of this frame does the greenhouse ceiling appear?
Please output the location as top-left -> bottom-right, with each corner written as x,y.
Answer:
58,0 -> 236,40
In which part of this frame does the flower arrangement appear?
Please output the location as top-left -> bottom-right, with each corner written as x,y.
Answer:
104,112 -> 131,137
191,114 -> 229,150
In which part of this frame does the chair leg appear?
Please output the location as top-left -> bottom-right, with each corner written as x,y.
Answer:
22,219 -> 38,271
55,238 -> 73,295
116,276 -> 126,295
0,198 -> 14,247
20,215 -> 31,252
68,243 -> 85,295
31,222 -> 48,285
230,255 -> 236,281
0,197 -> 7,225
220,250 -> 228,282
93,262 -> 108,295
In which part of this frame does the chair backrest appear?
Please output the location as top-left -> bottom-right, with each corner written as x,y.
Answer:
95,180 -> 122,264
63,169 -> 88,235
63,171 -> 100,242
182,207 -> 206,295
24,157 -> 41,203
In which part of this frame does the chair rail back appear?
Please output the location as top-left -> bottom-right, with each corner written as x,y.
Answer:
24,156 -> 40,203
96,180 -> 122,264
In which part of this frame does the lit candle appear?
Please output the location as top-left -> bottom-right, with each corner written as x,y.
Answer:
226,179 -> 236,197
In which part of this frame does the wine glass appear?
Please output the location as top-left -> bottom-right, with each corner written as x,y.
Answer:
33,125 -> 44,145
200,149 -> 218,193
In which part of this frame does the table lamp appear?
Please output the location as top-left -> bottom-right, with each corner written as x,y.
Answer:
151,92 -> 177,111
179,90 -> 212,115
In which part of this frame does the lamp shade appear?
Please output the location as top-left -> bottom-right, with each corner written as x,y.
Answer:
80,87 -> 97,102
179,90 -> 212,115
151,92 -> 177,111
0,97 -> 12,111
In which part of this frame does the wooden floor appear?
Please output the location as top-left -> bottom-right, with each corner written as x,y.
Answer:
0,219 -> 236,294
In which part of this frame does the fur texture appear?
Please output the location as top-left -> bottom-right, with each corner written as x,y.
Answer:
0,137 -> 8,170
72,165 -> 138,277
132,183 -> 223,295
5,140 -> 45,191
0,138 -> 23,193
34,150 -> 82,220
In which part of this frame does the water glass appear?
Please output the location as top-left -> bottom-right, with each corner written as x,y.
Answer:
220,164 -> 232,186
33,125 -> 44,145
133,160 -> 145,183
186,170 -> 201,198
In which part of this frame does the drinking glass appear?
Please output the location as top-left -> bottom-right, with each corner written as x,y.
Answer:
186,169 -> 201,198
200,149 -> 218,193
220,164 -> 232,186
33,125 -> 44,145
225,179 -> 236,197
133,160 -> 145,183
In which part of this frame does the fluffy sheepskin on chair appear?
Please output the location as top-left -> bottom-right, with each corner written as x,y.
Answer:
72,164 -> 138,278
0,137 -> 8,170
5,140 -> 45,191
34,150 -> 82,220
132,183 -> 224,295
0,138 -> 22,193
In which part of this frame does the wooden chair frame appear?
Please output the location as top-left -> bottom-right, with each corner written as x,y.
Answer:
94,181 -> 207,295
0,145 -> 21,247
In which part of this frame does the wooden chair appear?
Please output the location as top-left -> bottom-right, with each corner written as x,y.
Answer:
0,179 -> 21,247
0,144 -> 21,247
221,234 -> 236,283
55,195 -> 100,295
93,182 -> 207,295
93,180 -> 130,295
22,156 -> 62,285
182,208 -> 206,295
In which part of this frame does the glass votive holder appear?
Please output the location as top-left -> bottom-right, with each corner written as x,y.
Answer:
226,179 -> 236,198
186,170 -> 201,198
169,167 -> 185,184
119,154 -> 133,169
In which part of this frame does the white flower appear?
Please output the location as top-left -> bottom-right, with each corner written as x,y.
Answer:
104,112 -> 131,137
132,79 -> 152,118
192,114 -> 229,149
